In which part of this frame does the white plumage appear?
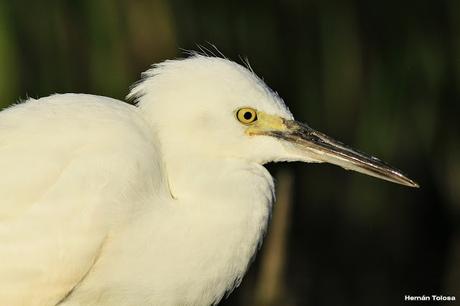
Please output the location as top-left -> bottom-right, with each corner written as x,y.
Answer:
0,55 -> 417,306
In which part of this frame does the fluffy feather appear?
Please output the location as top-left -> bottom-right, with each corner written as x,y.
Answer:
0,56 -> 295,305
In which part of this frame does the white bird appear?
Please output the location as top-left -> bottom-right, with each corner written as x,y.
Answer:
0,55 -> 418,306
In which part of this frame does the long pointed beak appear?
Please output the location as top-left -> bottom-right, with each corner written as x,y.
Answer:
270,119 -> 419,188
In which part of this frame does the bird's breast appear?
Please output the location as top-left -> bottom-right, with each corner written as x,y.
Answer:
61,161 -> 274,306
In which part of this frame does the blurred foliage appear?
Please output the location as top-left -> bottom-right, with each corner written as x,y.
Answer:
0,0 -> 459,305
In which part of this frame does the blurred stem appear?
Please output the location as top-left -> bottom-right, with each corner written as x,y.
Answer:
255,169 -> 294,306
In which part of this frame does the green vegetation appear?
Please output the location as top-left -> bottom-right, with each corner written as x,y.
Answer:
0,1 -> 458,305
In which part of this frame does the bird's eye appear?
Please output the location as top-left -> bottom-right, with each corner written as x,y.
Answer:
236,108 -> 258,124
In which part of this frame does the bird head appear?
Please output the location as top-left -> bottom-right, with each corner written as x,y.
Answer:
128,55 -> 418,188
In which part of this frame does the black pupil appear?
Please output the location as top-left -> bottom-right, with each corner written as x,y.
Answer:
243,111 -> 253,120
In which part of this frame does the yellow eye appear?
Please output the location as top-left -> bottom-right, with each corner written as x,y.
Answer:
236,108 -> 258,124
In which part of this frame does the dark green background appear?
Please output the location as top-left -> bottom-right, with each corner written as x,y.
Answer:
0,1 -> 458,305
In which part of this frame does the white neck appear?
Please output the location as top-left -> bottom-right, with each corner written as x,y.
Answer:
154,153 -> 276,305
163,153 -> 275,304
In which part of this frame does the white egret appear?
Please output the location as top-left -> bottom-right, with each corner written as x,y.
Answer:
0,55 -> 418,306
